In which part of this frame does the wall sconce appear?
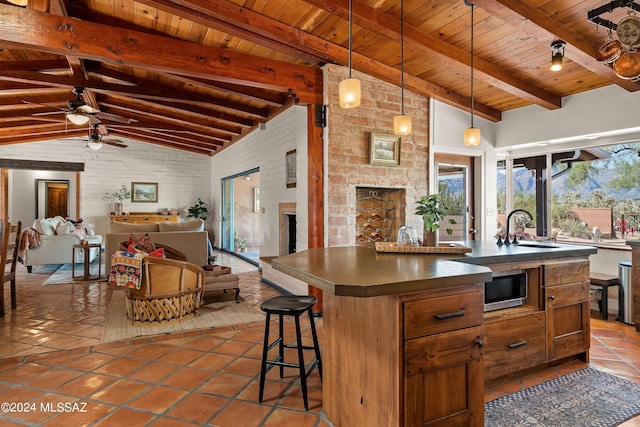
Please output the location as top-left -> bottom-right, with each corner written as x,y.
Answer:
66,113 -> 90,125
550,41 -> 566,72
339,0 -> 361,108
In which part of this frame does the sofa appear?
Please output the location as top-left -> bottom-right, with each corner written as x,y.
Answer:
105,219 -> 209,272
22,216 -> 103,272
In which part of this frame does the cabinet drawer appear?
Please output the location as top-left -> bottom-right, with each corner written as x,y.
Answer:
545,281 -> 590,307
405,326 -> 483,376
484,312 -> 545,381
544,261 -> 589,286
404,288 -> 483,339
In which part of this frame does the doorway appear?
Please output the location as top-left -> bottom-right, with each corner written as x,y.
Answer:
435,153 -> 476,241
37,180 -> 69,219
221,168 -> 260,263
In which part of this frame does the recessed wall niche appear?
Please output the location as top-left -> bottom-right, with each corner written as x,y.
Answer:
355,187 -> 406,246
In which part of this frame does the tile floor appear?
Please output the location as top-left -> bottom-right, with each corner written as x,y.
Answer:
0,252 -> 638,426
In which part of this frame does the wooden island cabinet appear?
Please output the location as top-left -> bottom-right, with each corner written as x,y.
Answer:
272,242 -> 596,427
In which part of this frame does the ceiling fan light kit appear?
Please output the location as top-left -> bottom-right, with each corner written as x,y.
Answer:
339,0 -> 361,109
66,113 -> 90,125
550,41 -> 566,71
87,140 -> 103,150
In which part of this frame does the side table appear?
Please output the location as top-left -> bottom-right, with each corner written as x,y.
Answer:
72,243 -> 102,281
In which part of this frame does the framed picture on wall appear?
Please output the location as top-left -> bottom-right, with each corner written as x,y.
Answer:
131,182 -> 158,202
286,149 -> 297,188
254,187 -> 260,212
369,133 -> 401,166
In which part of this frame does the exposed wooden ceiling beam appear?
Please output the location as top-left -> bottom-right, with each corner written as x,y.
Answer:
0,4 -> 323,104
304,0 -> 561,110
472,0 -> 640,92
142,0 -> 501,121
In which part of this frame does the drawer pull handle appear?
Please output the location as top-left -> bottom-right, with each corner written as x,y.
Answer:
508,341 -> 528,349
549,295 -> 556,301
434,311 -> 464,320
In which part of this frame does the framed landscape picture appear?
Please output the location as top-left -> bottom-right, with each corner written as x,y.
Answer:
131,182 -> 158,202
369,132 -> 401,166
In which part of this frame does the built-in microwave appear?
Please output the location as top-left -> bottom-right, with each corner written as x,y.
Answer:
484,270 -> 527,312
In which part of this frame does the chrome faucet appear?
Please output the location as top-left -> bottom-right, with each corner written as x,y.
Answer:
500,209 -> 533,246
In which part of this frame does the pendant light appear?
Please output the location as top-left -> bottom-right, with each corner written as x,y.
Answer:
339,0 -> 361,108
550,40 -> 566,72
393,0 -> 412,136
66,113 -> 90,126
464,1 -> 480,147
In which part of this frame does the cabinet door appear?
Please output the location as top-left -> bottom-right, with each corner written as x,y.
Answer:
484,312 -> 545,381
545,281 -> 590,361
404,326 -> 484,427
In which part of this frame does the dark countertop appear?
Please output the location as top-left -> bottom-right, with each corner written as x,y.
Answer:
626,239 -> 640,248
271,240 -> 597,297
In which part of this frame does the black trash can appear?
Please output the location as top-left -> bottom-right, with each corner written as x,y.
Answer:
618,260 -> 633,325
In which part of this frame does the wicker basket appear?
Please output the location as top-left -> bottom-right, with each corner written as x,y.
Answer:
375,242 -> 472,254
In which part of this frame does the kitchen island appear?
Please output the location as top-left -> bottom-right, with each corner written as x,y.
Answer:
272,241 -> 597,427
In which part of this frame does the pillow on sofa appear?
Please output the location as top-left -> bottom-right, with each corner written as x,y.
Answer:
110,222 -> 160,233
55,220 -> 73,235
158,219 -> 204,232
128,233 -> 156,253
33,218 -> 55,236
128,244 -> 165,258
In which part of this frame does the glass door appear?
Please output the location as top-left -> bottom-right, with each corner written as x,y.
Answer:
221,177 -> 234,251
435,154 -> 475,241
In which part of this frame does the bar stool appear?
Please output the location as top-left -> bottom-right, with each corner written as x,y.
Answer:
258,295 -> 322,410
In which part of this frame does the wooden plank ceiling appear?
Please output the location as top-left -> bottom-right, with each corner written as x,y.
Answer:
0,0 -> 638,156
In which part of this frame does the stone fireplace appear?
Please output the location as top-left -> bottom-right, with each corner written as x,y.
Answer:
279,202 -> 297,256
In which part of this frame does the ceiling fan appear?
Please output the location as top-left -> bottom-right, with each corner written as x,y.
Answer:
25,87 -> 135,125
63,124 -> 128,150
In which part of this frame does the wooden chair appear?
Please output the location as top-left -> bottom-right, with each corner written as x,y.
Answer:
1,221 -> 22,317
124,257 -> 205,323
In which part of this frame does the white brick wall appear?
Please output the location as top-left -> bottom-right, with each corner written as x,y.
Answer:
1,138 -> 211,237
210,105 -> 308,256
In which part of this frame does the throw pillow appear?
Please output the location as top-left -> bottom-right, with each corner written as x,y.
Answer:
71,223 -> 88,237
130,233 -> 156,253
127,244 -> 165,258
55,220 -> 72,235
35,218 -> 55,236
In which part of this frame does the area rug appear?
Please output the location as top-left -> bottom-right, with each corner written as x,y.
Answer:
485,367 -> 640,426
100,289 -> 264,343
42,263 -> 104,285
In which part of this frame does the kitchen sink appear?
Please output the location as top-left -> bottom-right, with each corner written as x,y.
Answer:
513,242 -> 560,249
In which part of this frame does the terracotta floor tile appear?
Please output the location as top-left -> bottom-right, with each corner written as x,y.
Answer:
199,373 -> 252,397
127,385 -> 188,414
209,400 -> 273,427
126,343 -> 175,360
156,348 -> 206,366
180,335 -> 225,351
222,356 -> 262,376
262,407 -> 323,427
0,362 -> 50,383
92,407 -> 156,427
126,361 -> 180,383
160,366 -> 215,390
89,379 -> 152,405
23,368 -> 84,390
41,401 -> 116,427
188,352 -> 235,370
211,340 -> 254,356
63,352 -> 119,371
93,356 -> 148,376
147,417 -> 202,427
55,373 -> 117,397
164,392 -> 229,424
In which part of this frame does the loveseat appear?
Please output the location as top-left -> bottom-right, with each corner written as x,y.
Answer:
105,219 -> 209,272
21,216 -> 103,272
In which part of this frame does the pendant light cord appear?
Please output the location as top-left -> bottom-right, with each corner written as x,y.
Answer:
470,3 -> 475,128
348,0 -> 353,79
401,0 -> 405,115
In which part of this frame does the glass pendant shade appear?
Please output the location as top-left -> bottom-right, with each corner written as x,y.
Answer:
394,114 -> 412,136
339,78 -> 361,108
464,127 -> 481,146
67,113 -> 90,125
87,140 -> 103,150
7,0 -> 28,5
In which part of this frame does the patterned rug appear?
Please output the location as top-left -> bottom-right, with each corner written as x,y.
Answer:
485,368 -> 640,426
101,288 -> 264,343
42,262 -> 104,285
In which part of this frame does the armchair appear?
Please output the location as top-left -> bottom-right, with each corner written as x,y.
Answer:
124,257 -> 205,323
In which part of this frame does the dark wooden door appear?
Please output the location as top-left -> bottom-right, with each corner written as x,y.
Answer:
47,185 -> 68,218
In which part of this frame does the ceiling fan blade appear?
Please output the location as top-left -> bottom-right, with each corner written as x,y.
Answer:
77,104 -> 100,114
88,115 -> 102,125
104,139 -> 127,148
97,112 -> 137,124
23,100 -> 66,112
31,111 -> 66,116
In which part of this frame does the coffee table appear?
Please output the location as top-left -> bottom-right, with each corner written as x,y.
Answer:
72,243 -> 102,281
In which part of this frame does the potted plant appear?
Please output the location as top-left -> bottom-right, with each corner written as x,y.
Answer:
103,184 -> 131,215
187,198 -> 208,220
415,194 -> 458,246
